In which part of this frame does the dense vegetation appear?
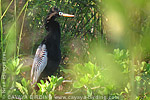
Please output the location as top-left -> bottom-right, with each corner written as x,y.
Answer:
1,0 -> 150,100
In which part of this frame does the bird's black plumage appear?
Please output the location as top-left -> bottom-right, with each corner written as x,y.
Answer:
39,8 -> 61,80
31,7 -> 74,85
31,7 -> 62,85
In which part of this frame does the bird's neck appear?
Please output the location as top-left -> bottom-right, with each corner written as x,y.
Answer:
45,20 -> 61,45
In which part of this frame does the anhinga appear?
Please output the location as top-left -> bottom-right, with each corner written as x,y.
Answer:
31,7 -> 74,85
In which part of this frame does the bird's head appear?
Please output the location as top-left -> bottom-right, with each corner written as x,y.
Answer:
46,6 -> 74,21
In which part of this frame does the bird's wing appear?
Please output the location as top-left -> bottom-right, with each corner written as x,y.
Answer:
31,44 -> 48,84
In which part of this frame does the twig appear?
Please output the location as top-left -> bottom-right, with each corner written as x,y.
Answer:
63,80 -> 72,83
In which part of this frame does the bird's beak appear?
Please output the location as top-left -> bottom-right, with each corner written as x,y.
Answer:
59,12 -> 74,17
62,13 -> 74,17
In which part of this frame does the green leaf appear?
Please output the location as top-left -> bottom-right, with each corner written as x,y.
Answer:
16,58 -> 20,66
37,83 -> 41,89
80,75 -> 88,85
136,76 -> 141,82
62,69 -> 73,74
125,87 -> 128,93
16,82 -> 24,94
37,83 -> 46,93
12,58 -> 20,67
103,87 -> 109,94
87,88 -> 92,97
85,62 -> 95,75
22,87 -> 28,95
48,76 -> 51,82
127,82 -> 130,90
21,78 -> 27,87
12,59 -> 17,67
16,63 -> 23,75
56,77 -> 64,87
40,80 -> 45,84
45,80 -> 49,87
47,83 -> 52,92
73,81 -> 84,88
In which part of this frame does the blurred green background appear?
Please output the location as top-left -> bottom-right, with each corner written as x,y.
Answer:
1,0 -> 150,99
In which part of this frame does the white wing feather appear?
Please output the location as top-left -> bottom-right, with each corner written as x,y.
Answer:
31,44 -> 48,85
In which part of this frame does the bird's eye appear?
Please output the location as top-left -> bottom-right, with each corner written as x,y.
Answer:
59,12 -> 63,16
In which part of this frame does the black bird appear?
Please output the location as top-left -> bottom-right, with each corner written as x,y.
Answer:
31,7 -> 74,85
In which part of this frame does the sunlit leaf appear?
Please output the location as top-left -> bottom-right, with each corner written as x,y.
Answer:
73,81 -> 83,88
16,82 -> 24,94
125,87 -> 128,93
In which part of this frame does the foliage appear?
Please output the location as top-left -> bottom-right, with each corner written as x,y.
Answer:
64,48 -> 150,99
1,57 -> 64,99
71,62 -> 115,96
26,0 -> 100,56
113,49 -> 130,74
37,76 -> 64,96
